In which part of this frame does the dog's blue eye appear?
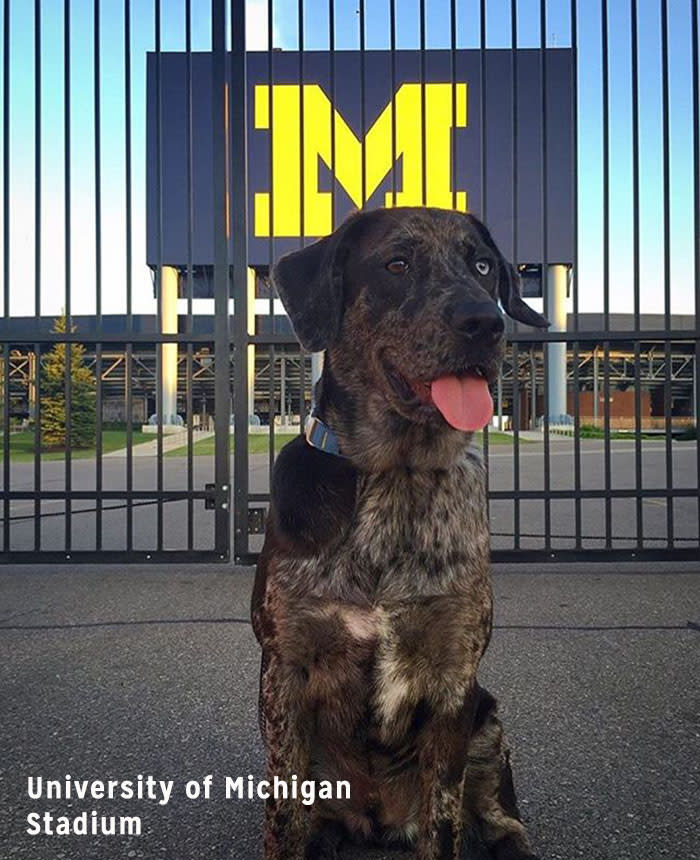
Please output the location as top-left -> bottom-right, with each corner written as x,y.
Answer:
386,258 -> 409,275
475,259 -> 491,276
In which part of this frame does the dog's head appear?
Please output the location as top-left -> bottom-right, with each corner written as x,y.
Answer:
273,207 -> 548,467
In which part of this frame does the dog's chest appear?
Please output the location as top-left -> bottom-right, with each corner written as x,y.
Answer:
277,452 -> 492,733
332,451 -> 490,599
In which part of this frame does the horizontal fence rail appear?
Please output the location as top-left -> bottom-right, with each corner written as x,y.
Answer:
0,0 -> 698,564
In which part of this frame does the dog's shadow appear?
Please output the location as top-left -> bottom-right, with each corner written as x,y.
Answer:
338,833 -> 494,860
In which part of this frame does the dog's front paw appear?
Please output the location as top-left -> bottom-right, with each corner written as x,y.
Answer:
490,835 -> 540,860
304,837 -> 338,860
304,820 -> 344,860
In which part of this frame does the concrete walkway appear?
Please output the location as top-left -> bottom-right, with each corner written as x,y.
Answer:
104,429 -> 215,458
1,562 -> 698,859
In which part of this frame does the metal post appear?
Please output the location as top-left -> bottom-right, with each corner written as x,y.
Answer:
28,351 -> 36,416
212,0 -> 233,560
545,263 -> 568,423
247,267 -> 256,420
497,372 -> 503,431
280,355 -> 286,427
160,265 -> 178,424
229,0 -> 248,561
530,348 -> 537,431
593,346 -> 599,426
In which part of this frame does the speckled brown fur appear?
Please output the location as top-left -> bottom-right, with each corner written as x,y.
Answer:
251,207 -> 547,859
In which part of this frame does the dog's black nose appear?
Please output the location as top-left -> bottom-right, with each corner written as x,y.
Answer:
449,300 -> 505,341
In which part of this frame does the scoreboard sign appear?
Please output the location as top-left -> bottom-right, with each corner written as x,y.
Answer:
147,50 -> 573,273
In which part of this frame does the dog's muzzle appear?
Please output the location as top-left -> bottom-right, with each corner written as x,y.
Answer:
448,299 -> 505,345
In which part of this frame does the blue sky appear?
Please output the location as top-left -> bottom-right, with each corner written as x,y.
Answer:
1,0 -> 697,319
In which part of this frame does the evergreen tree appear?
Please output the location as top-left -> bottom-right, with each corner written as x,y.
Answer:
40,315 -> 96,450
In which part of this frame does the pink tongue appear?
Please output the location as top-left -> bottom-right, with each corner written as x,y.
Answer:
430,374 -> 494,431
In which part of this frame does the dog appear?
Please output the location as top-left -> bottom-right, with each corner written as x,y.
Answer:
251,207 -> 548,860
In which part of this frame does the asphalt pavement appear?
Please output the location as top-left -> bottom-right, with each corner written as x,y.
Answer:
1,562 -> 698,860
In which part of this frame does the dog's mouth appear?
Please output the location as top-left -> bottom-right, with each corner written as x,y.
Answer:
381,358 -> 495,431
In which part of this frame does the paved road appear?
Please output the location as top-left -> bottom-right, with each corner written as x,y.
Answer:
1,562 -> 698,859
3,439 -> 698,554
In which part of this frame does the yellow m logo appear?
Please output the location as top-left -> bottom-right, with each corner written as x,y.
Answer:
254,83 -> 468,237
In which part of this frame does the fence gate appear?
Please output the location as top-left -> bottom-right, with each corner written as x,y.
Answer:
1,0 -> 698,564
227,0 -> 700,565
0,0 -> 239,562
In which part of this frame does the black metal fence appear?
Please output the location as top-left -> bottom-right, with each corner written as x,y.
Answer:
0,1 -> 698,564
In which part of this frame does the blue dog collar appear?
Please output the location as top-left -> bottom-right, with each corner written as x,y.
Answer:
304,413 -> 344,457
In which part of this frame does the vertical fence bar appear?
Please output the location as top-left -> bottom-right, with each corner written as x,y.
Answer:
631,0 -> 643,548
3,0 -> 8,332
298,0 -> 304,240
124,0 -> 133,549
450,0 -> 457,211
571,0 -> 582,547
125,343 -> 133,550
155,343 -> 163,548
3,345 -> 8,552
94,0 -> 103,550
602,0 -> 609,334
479,0 -> 490,491
33,343 -> 41,549
664,336 -> 673,548
390,0 -> 397,206
268,346 -> 275,476
360,0 -> 366,207
573,342 -> 581,547
155,0 -> 163,551
529,347 -> 536,430
186,0 -> 193,335
512,342 -> 520,548
600,349 -> 611,530
64,0 -> 72,554
95,343 -> 103,550
34,0 -> 41,550
511,0 -> 521,549
267,0 -> 275,481
480,0 -> 486,219
299,353 -> 306,431
124,0 -> 132,332
34,0 -> 40,319
228,0 -> 245,560
634,341 -> 643,548
660,0 -> 674,548
540,0 -> 551,548
601,0 -> 612,547
420,0 -> 427,207
297,0 -> 305,434
692,0 -> 700,542
186,343 -> 193,549
542,334 -> 550,544
329,0 -> 335,222
186,0 -> 194,549
570,0 -> 578,343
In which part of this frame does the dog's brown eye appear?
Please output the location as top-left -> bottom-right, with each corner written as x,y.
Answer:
475,259 -> 491,276
386,258 -> 409,275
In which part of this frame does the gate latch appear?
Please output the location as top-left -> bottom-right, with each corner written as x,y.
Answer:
204,483 -> 216,510
248,506 -> 267,534
205,483 -> 230,510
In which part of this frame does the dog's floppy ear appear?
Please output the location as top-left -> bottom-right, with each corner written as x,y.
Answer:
272,215 -> 362,351
498,262 -> 550,328
464,214 -> 549,329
